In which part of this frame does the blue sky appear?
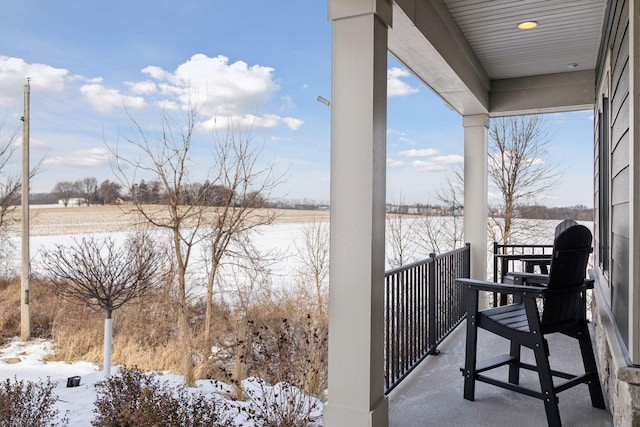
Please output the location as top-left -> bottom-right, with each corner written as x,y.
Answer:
0,1 -> 593,207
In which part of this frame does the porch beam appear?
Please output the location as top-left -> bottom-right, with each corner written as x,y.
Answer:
324,1 -> 391,426
389,0 -> 489,116
489,70 -> 596,117
463,114 -> 489,306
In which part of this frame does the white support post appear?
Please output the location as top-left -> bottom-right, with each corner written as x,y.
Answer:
463,115 -> 489,307
103,317 -> 113,377
324,1 -> 391,426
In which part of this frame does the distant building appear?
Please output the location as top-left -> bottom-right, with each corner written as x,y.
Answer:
58,198 -> 87,207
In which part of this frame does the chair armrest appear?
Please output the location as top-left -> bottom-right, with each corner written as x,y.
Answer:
505,272 -> 549,286
456,278 -> 545,298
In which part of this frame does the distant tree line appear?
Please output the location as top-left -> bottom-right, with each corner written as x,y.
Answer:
515,204 -> 593,221
32,176 -> 275,209
386,202 -> 593,221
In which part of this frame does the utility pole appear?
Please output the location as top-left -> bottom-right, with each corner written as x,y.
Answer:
21,78 -> 30,341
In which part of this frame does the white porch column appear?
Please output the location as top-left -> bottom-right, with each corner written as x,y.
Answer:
324,1 -> 391,426
463,115 -> 489,288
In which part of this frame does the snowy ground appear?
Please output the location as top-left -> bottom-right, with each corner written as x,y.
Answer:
0,339 -> 322,426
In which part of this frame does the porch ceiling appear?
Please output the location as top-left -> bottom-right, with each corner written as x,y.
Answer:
388,0 -> 606,116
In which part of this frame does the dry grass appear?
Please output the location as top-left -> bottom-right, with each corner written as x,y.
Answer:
0,276 -> 328,397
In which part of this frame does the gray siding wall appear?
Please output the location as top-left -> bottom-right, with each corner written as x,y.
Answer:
596,0 -> 630,347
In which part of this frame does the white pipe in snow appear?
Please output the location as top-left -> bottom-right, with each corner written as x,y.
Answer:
103,318 -> 113,377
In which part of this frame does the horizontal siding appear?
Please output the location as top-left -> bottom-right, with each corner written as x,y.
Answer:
611,167 -> 629,206
612,203 -> 629,237
611,129 -> 629,177
612,233 -> 629,344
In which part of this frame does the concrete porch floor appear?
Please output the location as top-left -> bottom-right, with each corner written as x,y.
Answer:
388,321 -> 613,427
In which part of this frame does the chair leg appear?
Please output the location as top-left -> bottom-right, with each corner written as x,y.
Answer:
577,323 -> 606,409
463,289 -> 479,401
533,337 -> 562,427
508,341 -> 521,384
463,315 -> 478,401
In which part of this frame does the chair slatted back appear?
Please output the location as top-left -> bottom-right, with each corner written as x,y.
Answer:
542,224 -> 593,327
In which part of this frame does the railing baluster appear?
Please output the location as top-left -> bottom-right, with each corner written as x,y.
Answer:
384,245 -> 470,393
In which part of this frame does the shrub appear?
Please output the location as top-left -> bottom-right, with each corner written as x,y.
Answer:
241,378 -> 322,427
0,377 -> 67,427
92,367 -> 233,427
246,310 -> 328,397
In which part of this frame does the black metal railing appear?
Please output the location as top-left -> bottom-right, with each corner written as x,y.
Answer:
491,241 -> 553,306
384,244 -> 470,393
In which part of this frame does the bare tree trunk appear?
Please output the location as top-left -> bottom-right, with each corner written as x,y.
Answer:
173,229 -> 194,386
232,319 -> 249,400
203,256 -> 219,349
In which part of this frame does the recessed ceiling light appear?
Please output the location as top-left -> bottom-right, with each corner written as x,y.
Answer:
517,21 -> 538,30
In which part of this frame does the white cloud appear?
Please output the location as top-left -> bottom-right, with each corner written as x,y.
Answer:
431,154 -> 464,164
398,136 -> 417,145
387,159 -> 406,167
155,99 -> 180,110
135,54 -> 302,131
387,67 -> 419,97
0,56 -> 69,106
43,147 -> 111,168
282,117 -> 304,130
411,155 -> 463,172
412,160 -> 445,172
80,84 -> 146,113
141,65 -> 168,80
399,148 -> 439,158
145,54 -> 277,114
199,113 -> 303,131
125,80 -> 157,95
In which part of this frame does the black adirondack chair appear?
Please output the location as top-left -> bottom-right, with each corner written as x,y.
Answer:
457,224 -> 606,427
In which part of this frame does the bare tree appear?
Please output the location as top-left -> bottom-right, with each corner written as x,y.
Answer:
386,195 -> 416,268
97,179 -> 122,205
201,123 -> 284,349
0,119 -> 40,229
111,104 -> 207,386
79,177 -> 98,205
414,170 -> 465,255
39,233 -> 168,377
488,115 -> 558,244
52,181 -> 79,207
294,218 -> 330,314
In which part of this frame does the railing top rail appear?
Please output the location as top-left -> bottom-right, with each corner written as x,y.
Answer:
385,244 -> 470,277
494,243 -> 553,250
385,256 -> 432,277
433,243 -> 470,261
